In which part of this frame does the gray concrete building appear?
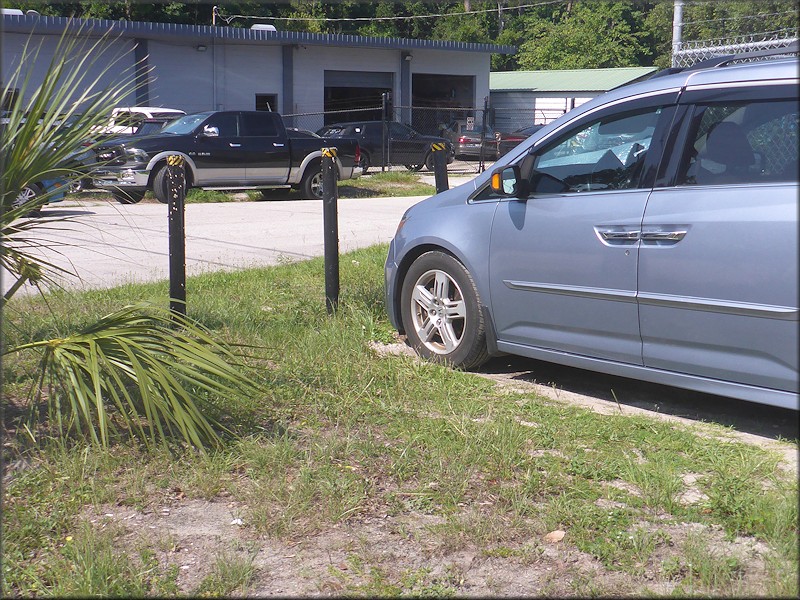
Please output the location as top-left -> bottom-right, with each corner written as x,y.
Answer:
2,12 -> 513,132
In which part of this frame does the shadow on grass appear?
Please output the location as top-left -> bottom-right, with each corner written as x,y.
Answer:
479,355 -> 799,442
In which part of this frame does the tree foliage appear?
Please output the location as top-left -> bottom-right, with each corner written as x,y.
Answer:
13,1 -> 799,70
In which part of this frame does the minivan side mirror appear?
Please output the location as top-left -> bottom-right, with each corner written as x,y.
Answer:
490,165 -> 530,199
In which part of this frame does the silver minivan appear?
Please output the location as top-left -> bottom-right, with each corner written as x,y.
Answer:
385,54 -> 798,411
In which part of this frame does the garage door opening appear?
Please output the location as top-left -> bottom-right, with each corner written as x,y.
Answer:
411,74 -> 475,134
324,87 -> 388,123
324,70 -> 393,124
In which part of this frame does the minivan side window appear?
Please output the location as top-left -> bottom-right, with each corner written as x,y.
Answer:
677,99 -> 799,186
529,107 -> 663,194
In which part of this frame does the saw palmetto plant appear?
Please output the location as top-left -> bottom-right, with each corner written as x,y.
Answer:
2,26 -> 262,450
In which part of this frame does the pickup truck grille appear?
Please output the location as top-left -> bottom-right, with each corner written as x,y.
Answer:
95,146 -> 126,166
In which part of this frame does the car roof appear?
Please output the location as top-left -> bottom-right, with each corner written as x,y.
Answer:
543,56 -> 798,130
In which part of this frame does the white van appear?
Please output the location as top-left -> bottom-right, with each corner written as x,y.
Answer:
100,106 -> 185,135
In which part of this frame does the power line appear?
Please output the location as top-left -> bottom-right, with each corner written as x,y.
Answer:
214,1 -> 566,26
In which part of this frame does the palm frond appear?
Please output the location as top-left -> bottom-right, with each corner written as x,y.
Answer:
7,304 -> 264,450
2,23 -> 144,301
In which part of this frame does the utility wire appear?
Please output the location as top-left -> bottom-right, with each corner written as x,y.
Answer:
683,10 -> 798,27
214,0 -> 565,26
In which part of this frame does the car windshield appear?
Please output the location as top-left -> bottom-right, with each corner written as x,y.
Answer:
161,112 -> 213,135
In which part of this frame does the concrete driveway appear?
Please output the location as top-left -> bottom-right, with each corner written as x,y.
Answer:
2,193 -> 433,296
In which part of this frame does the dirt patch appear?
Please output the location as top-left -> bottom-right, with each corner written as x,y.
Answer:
71,342 -> 794,596
85,493 -> 781,597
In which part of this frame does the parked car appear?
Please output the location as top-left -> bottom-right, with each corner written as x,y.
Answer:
440,120 -> 499,160
91,110 -> 361,202
495,124 -> 545,158
2,113 -> 90,210
98,106 -> 186,135
384,53 -> 799,410
317,121 -> 453,174
12,178 -> 69,216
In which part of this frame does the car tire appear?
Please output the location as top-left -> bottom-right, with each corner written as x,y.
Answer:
300,162 -> 324,199
405,164 -> 423,172
400,251 -> 490,369
424,152 -> 436,172
111,188 -> 145,204
13,183 -> 43,217
360,152 -> 371,175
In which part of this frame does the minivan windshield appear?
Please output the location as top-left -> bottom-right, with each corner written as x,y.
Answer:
161,112 -> 213,135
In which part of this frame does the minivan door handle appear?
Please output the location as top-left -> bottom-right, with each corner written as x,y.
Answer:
641,229 -> 688,242
595,227 -> 640,243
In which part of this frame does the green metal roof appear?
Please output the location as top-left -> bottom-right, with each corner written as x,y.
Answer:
490,67 -> 658,93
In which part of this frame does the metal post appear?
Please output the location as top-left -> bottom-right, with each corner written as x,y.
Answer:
321,147 -> 339,314
431,142 -> 449,193
672,0 -> 685,67
381,91 -> 388,172
166,154 -> 187,318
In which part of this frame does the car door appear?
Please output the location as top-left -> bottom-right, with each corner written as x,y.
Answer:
487,95 -> 677,364
191,112 -> 245,184
239,112 -> 291,183
387,122 -> 421,166
639,84 -> 799,394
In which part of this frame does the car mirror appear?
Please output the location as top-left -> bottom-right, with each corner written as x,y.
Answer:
490,165 -> 530,199
201,125 -> 219,137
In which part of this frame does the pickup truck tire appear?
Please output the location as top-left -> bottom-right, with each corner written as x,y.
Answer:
300,162 -> 323,199
112,188 -> 145,204
425,152 -> 436,172
152,165 -> 170,204
405,164 -> 423,172
360,152 -> 371,175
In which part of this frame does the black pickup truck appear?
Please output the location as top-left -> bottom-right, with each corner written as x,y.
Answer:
91,110 -> 360,202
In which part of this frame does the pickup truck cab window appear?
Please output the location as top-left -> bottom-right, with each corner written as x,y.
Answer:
203,113 -> 238,137
241,112 -> 279,137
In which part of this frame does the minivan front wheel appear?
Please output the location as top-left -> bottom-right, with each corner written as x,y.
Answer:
400,251 -> 489,369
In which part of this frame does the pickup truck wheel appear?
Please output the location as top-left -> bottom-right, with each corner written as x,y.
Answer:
111,188 -> 145,204
359,153 -> 371,175
405,164 -> 423,172
152,165 -> 170,204
425,152 -> 436,172
301,163 -> 324,199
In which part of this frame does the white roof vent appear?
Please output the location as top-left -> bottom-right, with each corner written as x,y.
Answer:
250,24 -> 277,32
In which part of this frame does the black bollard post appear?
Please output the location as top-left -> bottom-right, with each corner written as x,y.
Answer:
166,154 -> 187,319
431,142 -> 449,193
321,147 -> 339,314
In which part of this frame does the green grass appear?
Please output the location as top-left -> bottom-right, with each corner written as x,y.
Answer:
2,244 -> 798,597
338,171 -> 436,197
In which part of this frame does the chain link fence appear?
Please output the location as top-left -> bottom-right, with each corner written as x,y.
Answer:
283,105 -> 549,175
672,31 -> 798,68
